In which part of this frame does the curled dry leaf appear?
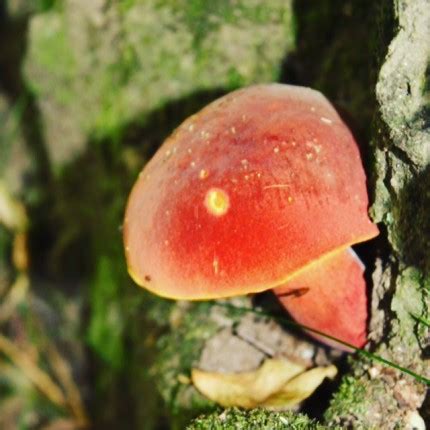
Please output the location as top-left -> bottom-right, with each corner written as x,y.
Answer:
262,365 -> 338,409
191,358 -> 337,410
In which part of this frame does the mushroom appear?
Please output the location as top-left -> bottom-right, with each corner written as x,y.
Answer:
274,247 -> 368,349
123,84 -> 379,349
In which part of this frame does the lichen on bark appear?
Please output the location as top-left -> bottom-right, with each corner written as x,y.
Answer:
16,2 -> 296,426
326,0 -> 430,428
23,0 -> 295,167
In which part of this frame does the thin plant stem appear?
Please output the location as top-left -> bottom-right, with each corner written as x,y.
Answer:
212,302 -> 430,386
0,333 -> 67,406
411,313 -> 430,328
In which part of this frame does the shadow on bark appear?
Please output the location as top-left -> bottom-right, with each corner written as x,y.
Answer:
26,88 -> 234,429
396,165 -> 430,271
0,6 -> 52,191
281,0 -> 394,142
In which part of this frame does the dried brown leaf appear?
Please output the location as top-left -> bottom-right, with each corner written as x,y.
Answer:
192,358 -> 337,409
262,365 -> 337,409
192,358 -> 304,408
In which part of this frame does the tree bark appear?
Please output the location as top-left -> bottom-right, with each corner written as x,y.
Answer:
325,0 -> 430,427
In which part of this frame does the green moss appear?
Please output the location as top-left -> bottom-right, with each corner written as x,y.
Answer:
390,268 -> 428,349
324,376 -> 368,424
5,0 -> 59,17
187,408 -> 333,430
150,301 -> 248,428
24,0 -> 295,167
171,0 -> 232,48
87,256 -> 126,368
25,12 -> 75,104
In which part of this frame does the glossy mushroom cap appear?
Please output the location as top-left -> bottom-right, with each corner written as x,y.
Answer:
124,84 -> 378,300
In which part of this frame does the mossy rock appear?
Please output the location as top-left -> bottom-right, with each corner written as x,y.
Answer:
187,408 -> 334,430
24,0 -> 295,167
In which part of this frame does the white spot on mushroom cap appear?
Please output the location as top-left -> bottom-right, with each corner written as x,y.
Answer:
204,188 -> 230,217
199,169 -> 209,179
264,184 -> 290,190
320,117 -> 333,124
213,257 -> 219,275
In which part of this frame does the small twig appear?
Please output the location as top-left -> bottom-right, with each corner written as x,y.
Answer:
0,274 -> 29,325
26,294 -> 90,427
213,302 -> 430,386
0,182 -> 90,425
46,343 -> 89,427
411,313 -> 430,328
12,232 -> 29,272
0,333 -> 66,407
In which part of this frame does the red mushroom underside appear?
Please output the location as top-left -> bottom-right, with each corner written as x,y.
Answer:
274,247 -> 367,350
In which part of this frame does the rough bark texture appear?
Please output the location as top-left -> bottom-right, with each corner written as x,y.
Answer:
325,1 -> 430,428
23,0 -> 294,167
0,0 -> 429,429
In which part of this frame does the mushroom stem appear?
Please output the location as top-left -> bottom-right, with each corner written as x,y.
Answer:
273,248 -> 367,351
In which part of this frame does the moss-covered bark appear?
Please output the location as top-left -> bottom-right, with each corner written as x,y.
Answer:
187,408 -> 333,430
23,0 -> 295,167
2,1 -> 297,428
325,1 -> 430,428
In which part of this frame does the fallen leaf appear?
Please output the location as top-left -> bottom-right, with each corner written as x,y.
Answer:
192,358 -> 336,409
263,365 -> 338,409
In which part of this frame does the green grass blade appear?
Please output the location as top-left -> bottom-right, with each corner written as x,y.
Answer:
213,302 -> 430,386
411,313 -> 430,328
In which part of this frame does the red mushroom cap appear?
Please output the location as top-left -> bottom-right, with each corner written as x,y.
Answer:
123,84 -> 378,300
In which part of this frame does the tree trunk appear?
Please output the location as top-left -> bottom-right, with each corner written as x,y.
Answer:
326,0 -> 430,427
